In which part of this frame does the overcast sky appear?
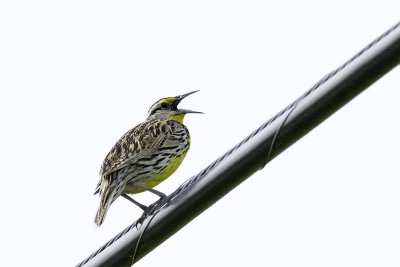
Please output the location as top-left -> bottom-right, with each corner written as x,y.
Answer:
1,1 -> 400,266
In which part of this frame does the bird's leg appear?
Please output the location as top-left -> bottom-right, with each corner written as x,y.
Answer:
133,184 -> 167,199
121,194 -> 148,210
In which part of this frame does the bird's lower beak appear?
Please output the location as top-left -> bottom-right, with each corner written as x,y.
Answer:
176,109 -> 203,115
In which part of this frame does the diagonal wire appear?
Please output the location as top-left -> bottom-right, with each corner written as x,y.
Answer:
76,20 -> 400,267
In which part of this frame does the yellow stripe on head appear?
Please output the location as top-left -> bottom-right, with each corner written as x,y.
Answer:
160,97 -> 177,104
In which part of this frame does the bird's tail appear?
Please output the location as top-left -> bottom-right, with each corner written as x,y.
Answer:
94,177 -> 116,226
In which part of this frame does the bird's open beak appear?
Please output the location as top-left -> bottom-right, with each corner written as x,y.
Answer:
173,90 -> 203,114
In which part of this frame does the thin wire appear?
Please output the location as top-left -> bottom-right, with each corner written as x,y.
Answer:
75,20 -> 400,267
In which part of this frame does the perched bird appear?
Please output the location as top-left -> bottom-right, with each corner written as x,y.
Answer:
94,91 -> 201,226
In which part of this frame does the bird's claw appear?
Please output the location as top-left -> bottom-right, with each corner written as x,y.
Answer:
135,197 -> 166,229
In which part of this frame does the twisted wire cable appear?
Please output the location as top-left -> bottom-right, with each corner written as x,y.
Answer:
76,20 -> 400,267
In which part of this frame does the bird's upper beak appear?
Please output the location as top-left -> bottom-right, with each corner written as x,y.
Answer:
172,90 -> 203,114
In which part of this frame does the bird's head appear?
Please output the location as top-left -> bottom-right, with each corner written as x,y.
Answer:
147,90 -> 202,123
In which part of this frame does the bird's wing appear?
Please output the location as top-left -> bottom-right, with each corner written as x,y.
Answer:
99,120 -> 174,177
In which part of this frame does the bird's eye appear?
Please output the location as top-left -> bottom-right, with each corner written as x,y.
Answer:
160,102 -> 169,108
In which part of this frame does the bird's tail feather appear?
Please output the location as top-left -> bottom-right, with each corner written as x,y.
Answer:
94,178 -> 116,226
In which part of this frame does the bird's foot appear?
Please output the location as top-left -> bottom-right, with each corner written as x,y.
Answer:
135,197 -> 167,228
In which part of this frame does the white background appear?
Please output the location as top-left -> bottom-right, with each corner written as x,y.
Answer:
1,1 -> 400,266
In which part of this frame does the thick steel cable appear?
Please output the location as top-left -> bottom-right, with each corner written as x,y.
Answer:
76,20 -> 400,267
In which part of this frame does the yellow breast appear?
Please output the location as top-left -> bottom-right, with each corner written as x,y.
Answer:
124,149 -> 188,194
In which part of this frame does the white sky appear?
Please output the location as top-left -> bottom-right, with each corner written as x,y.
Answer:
1,1 -> 400,266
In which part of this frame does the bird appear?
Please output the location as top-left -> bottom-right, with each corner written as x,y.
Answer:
94,90 -> 201,226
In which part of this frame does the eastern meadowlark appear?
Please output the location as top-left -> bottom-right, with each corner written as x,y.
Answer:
94,91 -> 201,226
